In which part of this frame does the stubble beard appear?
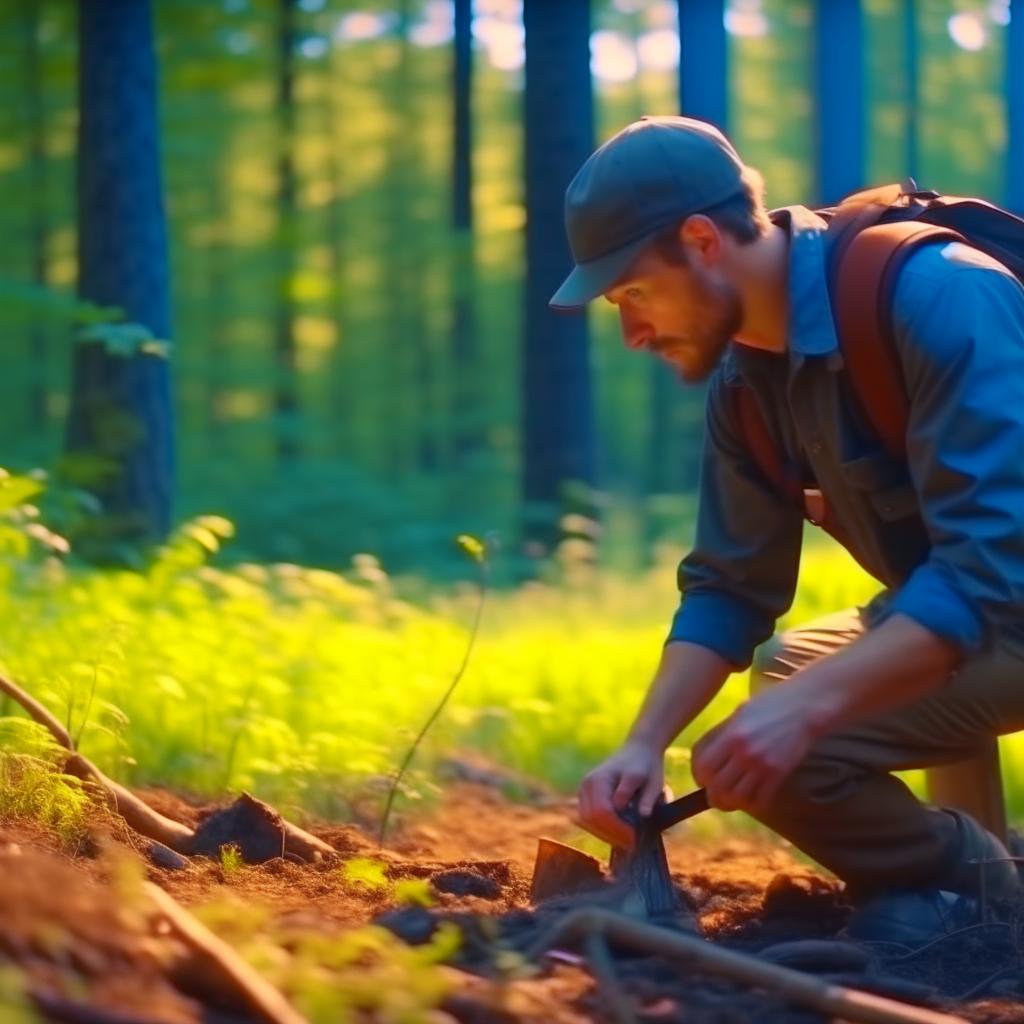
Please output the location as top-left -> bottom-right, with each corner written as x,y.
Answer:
653,283 -> 744,383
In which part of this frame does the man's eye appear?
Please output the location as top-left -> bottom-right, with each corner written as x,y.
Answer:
625,287 -> 643,300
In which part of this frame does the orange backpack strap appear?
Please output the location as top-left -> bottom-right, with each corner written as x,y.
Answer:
832,220 -> 965,460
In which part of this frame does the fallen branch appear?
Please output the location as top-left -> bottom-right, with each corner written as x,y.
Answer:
0,672 -> 334,864
144,881 -> 307,1024
527,908 -> 968,1024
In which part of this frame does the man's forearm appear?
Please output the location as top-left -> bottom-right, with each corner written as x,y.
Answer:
787,612 -> 962,738
626,641 -> 734,751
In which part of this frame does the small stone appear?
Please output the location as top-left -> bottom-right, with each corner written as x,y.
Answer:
431,869 -> 501,900
148,841 -> 189,871
762,873 -> 837,917
376,906 -> 438,945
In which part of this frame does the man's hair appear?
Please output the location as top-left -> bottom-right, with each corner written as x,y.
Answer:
653,164 -> 771,263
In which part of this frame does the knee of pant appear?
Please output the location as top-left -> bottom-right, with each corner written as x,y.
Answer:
749,634 -> 785,696
766,754 -> 862,809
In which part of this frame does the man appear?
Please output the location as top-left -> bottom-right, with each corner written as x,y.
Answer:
551,115 -> 1024,942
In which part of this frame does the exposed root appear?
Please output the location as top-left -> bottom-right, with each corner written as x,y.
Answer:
144,882 -> 307,1024
0,672 -> 334,865
527,907 -> 969,1024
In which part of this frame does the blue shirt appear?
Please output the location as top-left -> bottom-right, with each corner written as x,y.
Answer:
667,205 -> 1024,668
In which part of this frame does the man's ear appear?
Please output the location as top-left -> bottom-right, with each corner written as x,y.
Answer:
679,214 -> 722,266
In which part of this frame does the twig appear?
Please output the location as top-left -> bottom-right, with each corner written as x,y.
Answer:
378,541 -> 489,847
0,672 -> 195,852
956,963 -> 1016,1001
0,672 -> 74,750
144,881 -> 307,1024
584,930 -> 636,1024
527,909 -> 968,1024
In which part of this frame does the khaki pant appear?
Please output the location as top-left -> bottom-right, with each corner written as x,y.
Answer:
749,607 -> 1024,895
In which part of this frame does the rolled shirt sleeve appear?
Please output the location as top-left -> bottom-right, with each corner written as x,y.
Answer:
667,367 -> 804,669
878,244 -> 1024,655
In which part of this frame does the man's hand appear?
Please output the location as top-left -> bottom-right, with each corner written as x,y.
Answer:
691,685 -> 825,813
575,740 -> 665,849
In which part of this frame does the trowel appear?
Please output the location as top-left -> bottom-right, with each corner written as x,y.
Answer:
531,787 -> 711,917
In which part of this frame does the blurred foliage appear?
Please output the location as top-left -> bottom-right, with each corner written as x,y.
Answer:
0,0 -> 1013,576
194,894 -> 460,1023
0,468 -> 1022,832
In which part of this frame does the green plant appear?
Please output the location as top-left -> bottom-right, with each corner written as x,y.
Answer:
0,718 -> 95,845
219,843 -> 244,876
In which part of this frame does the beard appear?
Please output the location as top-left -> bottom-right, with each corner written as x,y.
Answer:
649,274 -> 743,383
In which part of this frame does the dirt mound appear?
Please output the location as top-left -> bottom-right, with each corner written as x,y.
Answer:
3,781 -> 1024,1023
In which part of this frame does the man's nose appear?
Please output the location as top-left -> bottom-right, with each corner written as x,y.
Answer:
620,311 -> 652,350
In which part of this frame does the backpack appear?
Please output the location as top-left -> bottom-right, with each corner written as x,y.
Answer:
732,183 -> 1024,540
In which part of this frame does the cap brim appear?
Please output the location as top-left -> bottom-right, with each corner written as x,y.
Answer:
548,233 -> 655,310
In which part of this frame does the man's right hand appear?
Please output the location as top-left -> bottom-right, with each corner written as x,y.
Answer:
575,740 -> 665,849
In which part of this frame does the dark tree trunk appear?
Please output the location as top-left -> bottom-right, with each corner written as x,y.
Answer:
1008,0 -> 1024,212
68,0 -> 175,553
648,0 -> 729,550
24,0 -> 49,433
203,175 -> 230,452
450,0 -> 479,467
813,0 -> 864,204
273,0 -> 300,462
903,0 -> 919,185
323,29 -> 350,459
522,0 -> 597,557
677,0 -> 728,130
385,0 -> 436,475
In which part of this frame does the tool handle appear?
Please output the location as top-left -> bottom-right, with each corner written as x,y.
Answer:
650,787 -> 710,832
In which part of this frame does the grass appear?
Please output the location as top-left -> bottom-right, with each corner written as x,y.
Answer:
0,484 -> 1022,832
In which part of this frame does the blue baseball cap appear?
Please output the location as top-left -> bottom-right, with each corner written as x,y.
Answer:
549,116 -> 747,310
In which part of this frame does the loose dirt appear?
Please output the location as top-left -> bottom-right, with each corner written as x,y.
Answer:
3,775 -> 1024,1023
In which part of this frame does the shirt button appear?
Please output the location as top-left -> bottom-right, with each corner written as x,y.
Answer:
808,436 -> 824,455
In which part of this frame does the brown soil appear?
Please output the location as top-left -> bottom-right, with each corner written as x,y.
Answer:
3,776 -> 1024,1024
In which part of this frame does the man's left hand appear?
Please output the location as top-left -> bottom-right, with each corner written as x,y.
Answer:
690,685 -> 828,814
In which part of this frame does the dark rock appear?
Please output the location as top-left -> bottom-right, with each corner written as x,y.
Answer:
762,873 -> 845,926
376,906 -> 439,945
432,869 -> 502,900
148,841 -> 189,871
758,939 -> 874,973
191,793 -> 286,863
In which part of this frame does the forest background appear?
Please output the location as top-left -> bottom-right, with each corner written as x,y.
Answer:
0,0 -> 1022,831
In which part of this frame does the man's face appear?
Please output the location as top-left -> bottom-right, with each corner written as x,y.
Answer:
603,240 -> 743,382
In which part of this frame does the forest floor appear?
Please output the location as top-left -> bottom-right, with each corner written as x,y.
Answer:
5,764 -> 1024,1024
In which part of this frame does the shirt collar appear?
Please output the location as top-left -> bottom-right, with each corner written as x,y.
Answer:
774,204 -> 841,359
721,204 -> 840,385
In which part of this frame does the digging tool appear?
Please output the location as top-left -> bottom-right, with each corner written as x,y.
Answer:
609,787 -> 710,917
530,787 -> 711,915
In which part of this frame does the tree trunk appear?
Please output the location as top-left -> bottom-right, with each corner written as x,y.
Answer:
273,0 -> 300,463
903,0 -> 920,186
68,0 -> 175,555
23,0 -> 50,433
450,0 -> 479,469
813,0 -> 864,204
1007,0 -> 1024,212
677,0 -> 728,130
522,0 -> 597,558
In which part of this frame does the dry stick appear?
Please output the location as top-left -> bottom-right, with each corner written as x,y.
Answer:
584,930 -> 637,1024
0,674 -> 334,863
0,673 -> 196,852
528,909 -> 968,1024
144,882 -> 307,1024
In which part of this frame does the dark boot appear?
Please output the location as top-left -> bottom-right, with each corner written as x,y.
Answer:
843,809 -> 1021,946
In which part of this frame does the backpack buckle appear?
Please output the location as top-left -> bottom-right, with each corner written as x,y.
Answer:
803,488 -> 826,526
